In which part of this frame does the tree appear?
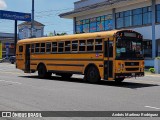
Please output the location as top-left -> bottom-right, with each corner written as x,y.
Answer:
48,32 -> 67,36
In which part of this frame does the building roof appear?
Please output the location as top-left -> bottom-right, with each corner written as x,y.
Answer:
18,20 -> 45,27
0,32 -> 14,38
59,0 -> 137,18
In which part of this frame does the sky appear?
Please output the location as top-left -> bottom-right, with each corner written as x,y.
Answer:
0,0 -> 77,35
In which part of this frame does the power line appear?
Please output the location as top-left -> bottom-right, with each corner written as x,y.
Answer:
35,8 -> 73,14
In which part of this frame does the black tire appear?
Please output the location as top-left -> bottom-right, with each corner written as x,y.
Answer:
84,66 -> 100,83
115,78 -> 124,83
38,64 -> 51,79
58,73 -> 73,79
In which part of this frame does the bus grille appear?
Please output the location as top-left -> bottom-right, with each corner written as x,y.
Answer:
125,62 -> 139,66
126,68 -> 139,71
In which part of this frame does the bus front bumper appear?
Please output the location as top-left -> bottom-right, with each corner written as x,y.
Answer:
115,72 -> 144,78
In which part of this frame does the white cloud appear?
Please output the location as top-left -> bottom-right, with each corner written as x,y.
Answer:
0,0 -> 7,9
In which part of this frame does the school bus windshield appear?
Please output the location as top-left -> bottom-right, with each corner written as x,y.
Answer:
116,39 -> 143,60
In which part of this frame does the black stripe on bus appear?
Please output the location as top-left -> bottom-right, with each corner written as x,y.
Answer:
16,59 -> 24,61
47,64 -> 84,67
48,70 -> 82,74
30,63 -> 37,65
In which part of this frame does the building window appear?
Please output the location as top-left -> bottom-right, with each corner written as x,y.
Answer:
83,19 -> 89,33
116,12 -> 124,28
124,10 -> 132,27
143,6 -> 152,25
143,41 -> 152,58
156,4 -> 160,22
90,18 -> 97,32
76,20 -> 83,33
97,16 -> 105,31
133,8 -> 142,26
105,15 -> 113,30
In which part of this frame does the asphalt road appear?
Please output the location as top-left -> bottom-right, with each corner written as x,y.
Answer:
0,63 -> 160,120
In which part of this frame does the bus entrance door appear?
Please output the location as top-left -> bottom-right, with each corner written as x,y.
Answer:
104,38 -> 114,80
25,44 -> 30,72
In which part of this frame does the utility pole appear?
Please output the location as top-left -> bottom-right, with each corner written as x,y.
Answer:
31,0 -> 34,38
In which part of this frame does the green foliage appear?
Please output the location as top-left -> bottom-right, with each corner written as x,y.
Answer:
149,68 -> 155,73
48,32 -> 67,36
155,57 -> 160,60
48,32 -> 54,36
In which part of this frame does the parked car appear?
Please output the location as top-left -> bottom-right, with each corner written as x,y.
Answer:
9,56 -> 16,64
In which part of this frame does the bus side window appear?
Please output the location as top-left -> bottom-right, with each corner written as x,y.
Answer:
40,43 -> 45,53
58,42 -> 64,53
35,43 -> 40,53
79,40 -> 86,52
87,39 -> 94,51
46,42 -> 51,53
95,39 -> 102,51
65,41 -> 70,52
72,41 -> 78,52
31,44 -> 35,53
19,46 -> 23,52
52,42 -> 57,53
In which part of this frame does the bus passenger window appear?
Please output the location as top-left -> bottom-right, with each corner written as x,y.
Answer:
52,42 -> 57,53
58,42 -> 64,53
65,41 -> 71,52
95,39 -> 102,51
46,43 -> 51,53
35,43 -> 40,53
31,44 -> 35,53
72,41 -> 78,52
19,46 -> 23,52
40,43 -> 45,53
87,39 -> 94,51
79,40 -> 86,51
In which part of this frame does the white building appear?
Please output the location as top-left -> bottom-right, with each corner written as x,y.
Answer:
60,0 -> 160,67
18,20 -> 45,39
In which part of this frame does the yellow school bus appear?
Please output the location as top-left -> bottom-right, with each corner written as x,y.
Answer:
16,30 -> 144,83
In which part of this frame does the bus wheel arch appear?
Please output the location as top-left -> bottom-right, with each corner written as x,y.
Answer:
84,64 -> 101,83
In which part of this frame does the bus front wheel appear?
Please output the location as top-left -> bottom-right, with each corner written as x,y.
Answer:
38,64 -> 51,79
85,66 -> 100,83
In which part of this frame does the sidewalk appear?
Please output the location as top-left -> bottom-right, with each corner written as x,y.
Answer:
145,71 -> 160,77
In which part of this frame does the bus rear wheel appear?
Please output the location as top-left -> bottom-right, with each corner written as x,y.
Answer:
85,66 -> 100,83
115,78 -> 124,83
38,64 -> 51,79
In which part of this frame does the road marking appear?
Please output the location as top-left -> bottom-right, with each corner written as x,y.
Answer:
0,80 -> 22,85
145,106 -> 160,110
